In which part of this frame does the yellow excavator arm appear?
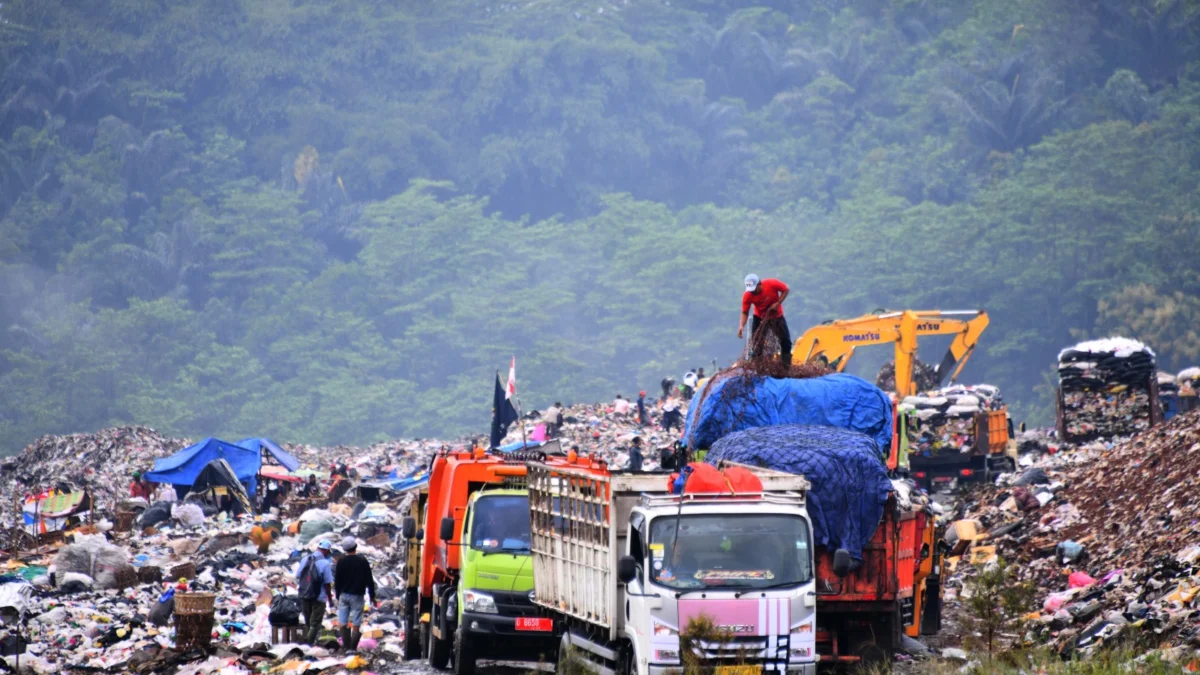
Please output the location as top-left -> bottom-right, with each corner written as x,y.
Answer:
793,310 -> 989,397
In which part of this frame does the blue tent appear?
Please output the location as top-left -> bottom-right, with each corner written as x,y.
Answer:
145,438 -> 262,495
237,437 -> 300,472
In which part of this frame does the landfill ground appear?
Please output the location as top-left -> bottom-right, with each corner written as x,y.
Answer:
6,364 -> 1200,673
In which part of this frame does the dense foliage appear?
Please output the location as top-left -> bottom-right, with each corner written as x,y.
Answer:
2,0 -> 1199,452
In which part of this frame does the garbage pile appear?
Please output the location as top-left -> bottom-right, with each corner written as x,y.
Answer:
1058,337 -> 1156,442
876,358 -> 939,394
1180,367 -> 1200,395
901,384 -> 1002,458
946,410 -> 1200,658
504,399 -> 680,470
0,426 -> 190,528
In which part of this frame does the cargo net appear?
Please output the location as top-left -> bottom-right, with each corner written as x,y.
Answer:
685,332 -> 832,450
706,424 -> 890,557
876,358 -> 939,393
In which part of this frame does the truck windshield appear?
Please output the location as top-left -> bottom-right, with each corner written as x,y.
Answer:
648,514 -> 811,590
470,495 -> 532,553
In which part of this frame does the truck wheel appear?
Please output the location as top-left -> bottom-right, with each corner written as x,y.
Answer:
616,644 -> 635,675
453,625 -> 476,675
428,624 -> 451,669
403,593 -> 421,659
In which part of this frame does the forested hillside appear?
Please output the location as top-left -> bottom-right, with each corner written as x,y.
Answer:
2,0 -> 1199,452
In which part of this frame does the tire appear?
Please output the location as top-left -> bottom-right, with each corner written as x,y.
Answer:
453,625 -> 476,675
556,632 -> 576,673
403,592 -> 421,660
616,645 -> 635,675
428,615 -> 451,669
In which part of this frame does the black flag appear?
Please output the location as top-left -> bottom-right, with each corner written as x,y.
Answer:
490,373 -> 518,448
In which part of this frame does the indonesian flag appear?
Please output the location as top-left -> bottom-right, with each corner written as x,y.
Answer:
506,357 -> 516,400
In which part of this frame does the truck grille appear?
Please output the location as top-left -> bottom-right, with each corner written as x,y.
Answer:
688,635 -> 790,664
489,590 -> 539,616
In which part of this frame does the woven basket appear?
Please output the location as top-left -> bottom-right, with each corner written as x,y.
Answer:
170,562 -> 196,580
114,511 -> 136,533
114,566 -> 139,589
175,592 -> 216,615
138,566 -> 162,584
174,611 -> 214,650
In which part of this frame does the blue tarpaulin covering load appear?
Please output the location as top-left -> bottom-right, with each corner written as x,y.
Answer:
683,373 -> 893,454
145,437 -> 261,495
706,425 -> 892,563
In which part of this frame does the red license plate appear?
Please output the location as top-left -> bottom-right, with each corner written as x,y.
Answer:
933,476 -> 953,483
515,617 -> 553,632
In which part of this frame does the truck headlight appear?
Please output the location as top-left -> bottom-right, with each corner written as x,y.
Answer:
463,589 -> 498,614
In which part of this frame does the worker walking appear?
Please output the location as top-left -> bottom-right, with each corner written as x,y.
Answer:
334,536 -> 378,652
636,391 -> 649,426
737,274 -> 792,368
296,539 -> 336,645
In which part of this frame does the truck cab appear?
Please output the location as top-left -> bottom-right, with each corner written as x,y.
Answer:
452,486 -> 554,674
529,457 -> 817,675
402,448 -> 556,673
627,491 -> 818,673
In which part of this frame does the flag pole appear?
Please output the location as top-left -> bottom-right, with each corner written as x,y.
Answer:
515,394 -> 528,450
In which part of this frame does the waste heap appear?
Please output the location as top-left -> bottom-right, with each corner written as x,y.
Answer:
0,426 -> 190,527
1180,368 -> 1200,395
1058,337 -> 1156,442
900,384 -> 1002,458
946,410 -> 1200,659
502,400 -> 679,470
876,358 -> 940,393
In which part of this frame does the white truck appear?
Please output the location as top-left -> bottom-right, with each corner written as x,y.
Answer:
527,456 -> 818,675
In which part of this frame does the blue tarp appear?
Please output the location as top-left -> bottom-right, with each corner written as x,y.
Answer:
683,373 -> 893,454
496,440 -> 547,453
145,438 -> 262,496
237,438 -> 300,472
706,425 -> 892,563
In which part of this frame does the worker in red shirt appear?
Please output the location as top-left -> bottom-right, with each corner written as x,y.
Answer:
130,471 -> 153,500
737,274 -> 792,367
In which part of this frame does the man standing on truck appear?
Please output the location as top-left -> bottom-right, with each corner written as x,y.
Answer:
737,273 -> 792,368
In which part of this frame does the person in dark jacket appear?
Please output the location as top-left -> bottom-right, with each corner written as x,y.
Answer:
334,536 -> 378,651
627,437 -> 644,472
636,391 -> 649,426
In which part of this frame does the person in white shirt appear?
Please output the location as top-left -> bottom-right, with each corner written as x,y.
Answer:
681,370 -> 698,400
661,396 -> 684,433
613,395 -> 631,415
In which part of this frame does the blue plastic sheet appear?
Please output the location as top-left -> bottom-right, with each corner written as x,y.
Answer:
706,425 -> 892,563
683,373 -> 893,454
145,437 -> 261,493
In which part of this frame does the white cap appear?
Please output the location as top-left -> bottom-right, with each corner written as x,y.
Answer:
744,274 -> 760,291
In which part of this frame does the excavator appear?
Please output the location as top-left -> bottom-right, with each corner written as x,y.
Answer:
792,309 -> 989,397
792,309 -> 1015,486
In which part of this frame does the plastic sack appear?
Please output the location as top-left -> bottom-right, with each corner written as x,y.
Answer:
171,502 -> 205,527
1069,571 -> 1097,588
1044,592 -> 1070,613
299,519 -> 335,545
139,502 -> 172,528
52,536 -> 132,589
269,594 -> 302,626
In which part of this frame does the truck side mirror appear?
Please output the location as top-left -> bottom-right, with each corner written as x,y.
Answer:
832,549 -> 852,577
440,516 -> 456,542
402,517 -> 416,540
617,555 -> 638,584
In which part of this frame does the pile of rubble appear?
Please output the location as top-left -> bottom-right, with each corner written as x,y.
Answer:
1058,337 -> 1156,442
901,384 -> 1002,458
0,427 -> 444,674
946,410 -> 1200,658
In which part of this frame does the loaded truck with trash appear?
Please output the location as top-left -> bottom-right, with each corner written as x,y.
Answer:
1055,338 -> 1161,443
793,309 -> 1014,486
528,452 -> 818,675
400,447 -> 559,674
683,370 -> 944,663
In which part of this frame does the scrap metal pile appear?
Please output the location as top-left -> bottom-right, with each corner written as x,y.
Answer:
946,410 -> 1200,658
901,384 -> 1002,458
1058,337 -> 1156,442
